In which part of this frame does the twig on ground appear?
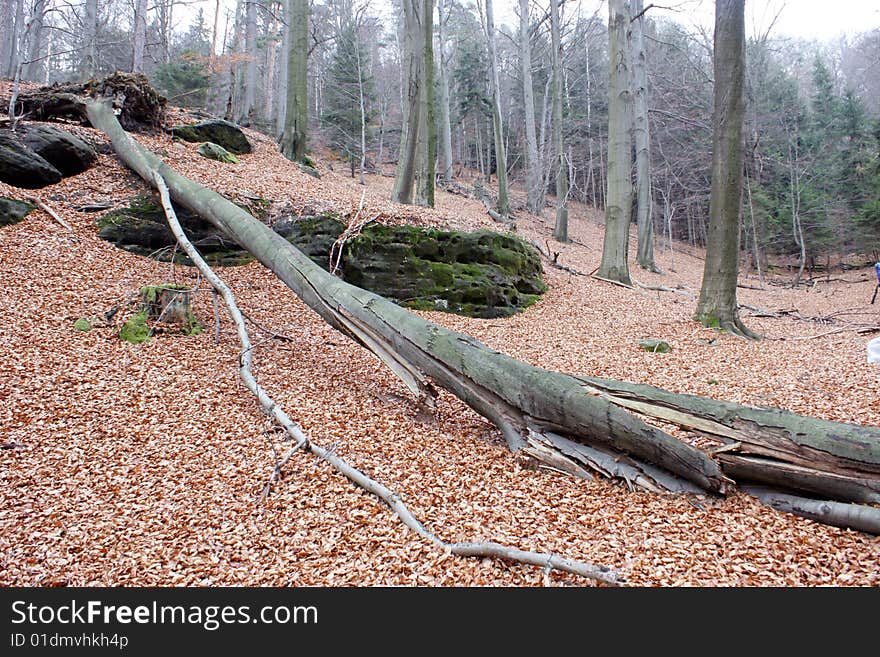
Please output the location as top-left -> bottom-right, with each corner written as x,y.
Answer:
26,196 -> 74,232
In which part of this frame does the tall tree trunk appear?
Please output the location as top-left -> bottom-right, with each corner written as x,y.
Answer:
414,0 -> 435,207
631,0 -> 657,272
437,0 -> 454,184
694,0 -> 757,339
22,0 -> 46,81
485,0 -> 509,218
81,0 -> 98,79
240,0 -> 258,124
393,0 -> 433,207
132,0 -> 148,73
519,0 -> 541,215
598,0 -> 633,285
392,0 -> 422,205
280,0 -> 309,162
275,0 -> 289,137
550,0 -> 568,241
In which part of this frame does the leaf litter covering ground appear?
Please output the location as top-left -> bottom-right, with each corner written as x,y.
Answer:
1,114 -> 879,587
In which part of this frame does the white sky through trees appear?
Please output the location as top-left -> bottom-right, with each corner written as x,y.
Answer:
198,0 -> 879,53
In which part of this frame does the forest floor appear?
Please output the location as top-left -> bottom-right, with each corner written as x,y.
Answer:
1,106 -> 879,586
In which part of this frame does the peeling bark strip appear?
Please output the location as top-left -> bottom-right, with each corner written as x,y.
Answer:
580,379 -> 880,474
87,99 -> 729,495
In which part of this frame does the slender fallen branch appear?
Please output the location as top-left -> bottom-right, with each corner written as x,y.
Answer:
153,171 -> 624,585
26,196 -> 74,232
591,274 -> 635,290
741,485 -> 880,535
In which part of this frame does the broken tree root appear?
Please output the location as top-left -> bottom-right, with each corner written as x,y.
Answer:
153,171 -> 624,586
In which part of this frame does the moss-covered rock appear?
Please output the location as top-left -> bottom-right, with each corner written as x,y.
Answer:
0,197 -> 35,226
96,195 -> 254,266
639,338 -> 672,353
197,141 -> 238,164
277,214 -> 546,318
171,120 -> 252,154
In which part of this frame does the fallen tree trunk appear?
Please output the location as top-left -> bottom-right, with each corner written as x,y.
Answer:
154,170 -> 624,585
87,99 -> 729,496
86,99 -> 880,533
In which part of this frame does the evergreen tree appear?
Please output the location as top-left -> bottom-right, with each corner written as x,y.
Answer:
323,25 -> 374,177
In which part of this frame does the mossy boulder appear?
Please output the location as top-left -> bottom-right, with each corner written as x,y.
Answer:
171,120 -> 252,154
96,195 -> 253,266
278,215 -> 546,318
19,124 -> 97,176
639,338 -> 672,353
197,142 -> 238,164
0,197 -> 35,226
0,131 -> 62,188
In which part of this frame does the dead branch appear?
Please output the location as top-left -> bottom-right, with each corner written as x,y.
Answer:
154,170 -> 623,586
26,196 -> 74,232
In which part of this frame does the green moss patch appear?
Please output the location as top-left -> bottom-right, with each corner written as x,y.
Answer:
119,309 -> 151,344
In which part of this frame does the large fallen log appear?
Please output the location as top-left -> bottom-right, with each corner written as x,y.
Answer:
86,99 -> 880,532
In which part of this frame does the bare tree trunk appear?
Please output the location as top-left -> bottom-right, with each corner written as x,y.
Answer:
22,0 -> 46,81
81,0 -> 98,79
280,0 -> 309,162
392,0 -> 422,205
631,0 -> 658,272
275,0 -> 289,137
694,0 -> 757,339
132,0 -> 148,73
519,0 -> 541,214
550,0 -> 568,241
414,0 -> 435,208
393,0 -> 434,207
437,0 -> 454,183
484,0 -> 509,218
598,0 -> 632,285
240,0 -> 258,124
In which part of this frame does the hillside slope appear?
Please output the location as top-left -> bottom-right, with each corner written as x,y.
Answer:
1,107 -> 878,586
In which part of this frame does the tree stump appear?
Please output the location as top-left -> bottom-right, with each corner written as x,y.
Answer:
140,285 -> 193,323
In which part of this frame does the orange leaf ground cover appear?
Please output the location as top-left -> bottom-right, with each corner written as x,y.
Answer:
1,103 -> 878,586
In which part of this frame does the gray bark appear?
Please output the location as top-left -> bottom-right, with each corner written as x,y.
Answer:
414,0 -> 435,207
22,0 -> 46,81
276,0 -> 290,137
550,0 -> 568,241
694,0 -> 756,338
518,0 -> 541,214
393,0 -> 433,207
631,0 -> 657,272
82,0 -> 98,79
743,486 -> 880,535
241,0 -> 258,123
132,0 -> 148,73
485,0 -> 509,217
598,0 -> 632,285
280,0 -> 308,161
437,0 -> 454,183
